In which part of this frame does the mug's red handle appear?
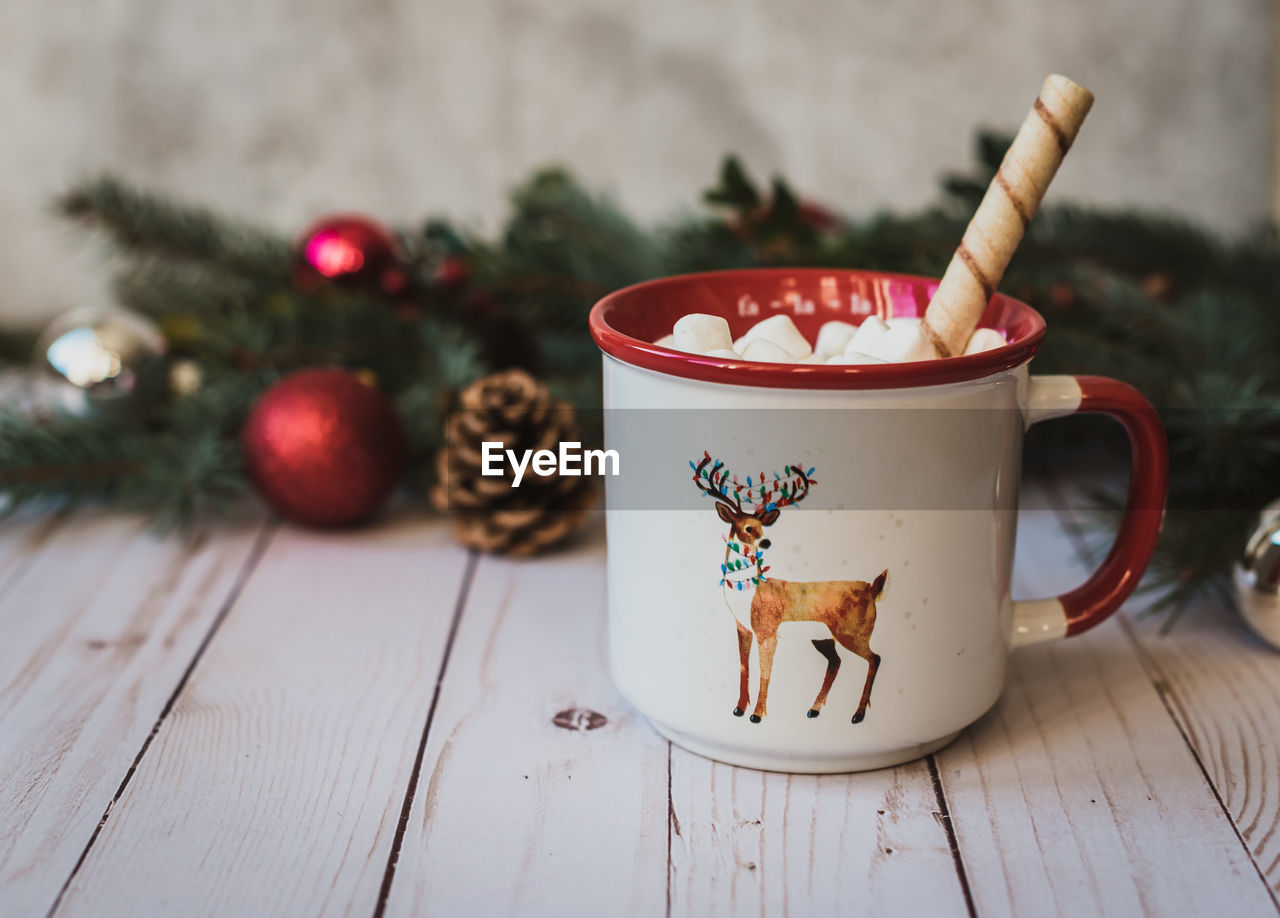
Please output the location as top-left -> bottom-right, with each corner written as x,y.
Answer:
1012,375 -> 1169,647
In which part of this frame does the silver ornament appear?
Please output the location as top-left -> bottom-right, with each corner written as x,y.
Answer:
1235,499 -> 1280,652
33,306 -> 168,419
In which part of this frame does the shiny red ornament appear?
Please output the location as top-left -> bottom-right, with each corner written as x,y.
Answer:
242,368 -> 406,527
294,214 -> 408,296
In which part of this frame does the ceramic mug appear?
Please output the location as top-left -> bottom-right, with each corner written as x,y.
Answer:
588,268 -> 1167,774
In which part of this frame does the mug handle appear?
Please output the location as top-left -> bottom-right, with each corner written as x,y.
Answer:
1011,375 -> 1169,647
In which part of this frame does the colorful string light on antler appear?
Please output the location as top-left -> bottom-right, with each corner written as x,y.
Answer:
689,451 -> 817,514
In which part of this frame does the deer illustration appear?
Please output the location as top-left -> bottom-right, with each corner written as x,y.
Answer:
692,452 -> 886,724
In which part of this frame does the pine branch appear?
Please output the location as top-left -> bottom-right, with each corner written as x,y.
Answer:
0,413 -> 145,512
660,217 -> 760,275
119,428 -> 248,531
1020,204 -> 1232,288
57,175 -> 293,283
111,255 -> 262,319
162,365 -> 273,435
396,316 -> 488,493
489,168 -> 660,326
703,156 -> 762,214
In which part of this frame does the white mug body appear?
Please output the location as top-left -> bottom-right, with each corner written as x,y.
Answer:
590,268 -> 1167,775
603,357 -> 1027,773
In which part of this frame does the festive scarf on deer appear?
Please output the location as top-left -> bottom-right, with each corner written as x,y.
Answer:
721,535 -> 770,590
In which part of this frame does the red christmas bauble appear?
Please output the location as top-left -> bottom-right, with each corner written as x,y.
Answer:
242,368 -> 406,527
294,214 -> 407,296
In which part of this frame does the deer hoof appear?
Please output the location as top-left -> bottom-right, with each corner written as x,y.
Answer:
807,709 -> 820,718
749,714 -> 762,724
851,711 -> 866,724
732,707 -> 744,717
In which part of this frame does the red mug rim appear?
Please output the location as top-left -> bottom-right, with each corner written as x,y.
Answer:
588,267 -> 1047,389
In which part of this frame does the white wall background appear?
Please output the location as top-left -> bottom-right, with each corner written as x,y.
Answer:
0,0 -> 1272,329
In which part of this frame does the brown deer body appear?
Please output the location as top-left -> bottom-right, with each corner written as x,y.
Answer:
695,453 -> 885,724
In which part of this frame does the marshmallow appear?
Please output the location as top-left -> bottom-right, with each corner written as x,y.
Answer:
672,313 -> 733,355
735,315 -> 812,360
843,316 -> 889,357
826,351 -> 887,365
740,339 -> 797,363
813,320 -> 857,358
963,328 -> 1006,355
662,308 -> 963,367
870,324 -> 938,363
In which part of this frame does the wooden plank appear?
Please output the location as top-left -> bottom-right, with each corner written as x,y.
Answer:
668,751 -> 970,917
1115,597 -> 1280,899
0,508 -> 66,605
1054,493 -> 1280,899
935,485 -> 1278,917
0,512 -> 267,918
53,517 -> 471,918
380,525 -> 670,918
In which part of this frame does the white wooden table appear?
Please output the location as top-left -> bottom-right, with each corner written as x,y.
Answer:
2,483 -> 1278,918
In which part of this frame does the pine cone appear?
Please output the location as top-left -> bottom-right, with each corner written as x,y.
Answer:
430,369 -> 597,556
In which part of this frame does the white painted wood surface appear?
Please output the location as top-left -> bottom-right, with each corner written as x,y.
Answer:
50,518 -> 470,918
0,513 -> 266,918
668,752 -> 969,917
1053,492 -> 1280,905
936,494 -> 1278,918
1,488 -> 1277,917
381,528 -> 670,918
1118,602 -> 1280,897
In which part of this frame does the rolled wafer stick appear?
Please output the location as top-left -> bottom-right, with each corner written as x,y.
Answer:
921,74 -> 1094,357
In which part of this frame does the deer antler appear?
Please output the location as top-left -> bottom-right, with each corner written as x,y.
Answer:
755,463 -> 817,512
776,463 -> 814,508
694,453 -> 818,515
692,452 -> 746,515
